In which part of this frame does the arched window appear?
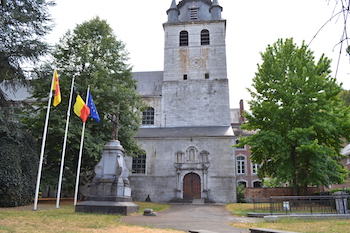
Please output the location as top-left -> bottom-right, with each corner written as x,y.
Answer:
238,181 -> 247,188
189,148 -> 195,161
180,31 -> 189,46
253,181 -> 262,188
201,29 -> 210,45
236,156 -> 245,174
142,107 -> 154,125
132,152 -> 146,174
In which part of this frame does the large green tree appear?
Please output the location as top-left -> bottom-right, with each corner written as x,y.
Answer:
25,17 -> 145,195
0,0 -> 53,206
240,38 -> 350,195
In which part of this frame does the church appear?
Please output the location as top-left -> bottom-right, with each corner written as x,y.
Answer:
125,0 -> 237,203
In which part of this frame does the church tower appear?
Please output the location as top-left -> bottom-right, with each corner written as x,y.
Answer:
129,0 -> 236,204
162,0 -> 230,127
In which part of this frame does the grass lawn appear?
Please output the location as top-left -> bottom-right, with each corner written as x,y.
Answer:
0,199 -> 182,233
227,203 -> 350,233
1,200 -> 350,233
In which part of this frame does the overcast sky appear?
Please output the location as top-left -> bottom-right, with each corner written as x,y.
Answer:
47,0 -> 350,108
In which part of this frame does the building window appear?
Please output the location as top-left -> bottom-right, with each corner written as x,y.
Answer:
142,107 -> 154,125
238,181 -> 247,188
176,151 -> 184,163
183,74 -> 188,80
132,154 -> 146,174
201,29 -> 210,45
236,139 -> 245,150
189,7 -> 198,20
205,73 -> 209,79
180,31 -> 188,46
189,148 -> 195,161
252,163 -> 261,174
200,150 -> 209,163
237,156 -> 245,174
253,181 -> 262,188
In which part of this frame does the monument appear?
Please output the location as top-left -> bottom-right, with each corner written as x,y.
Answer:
75,111 -> 139,215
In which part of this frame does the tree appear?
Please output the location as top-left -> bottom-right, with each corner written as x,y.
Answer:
0,0 -> 53,206
0,0 -> 53,104
338,89 -> 350,107
239,38 -> 350,195
25,17 -> 145,195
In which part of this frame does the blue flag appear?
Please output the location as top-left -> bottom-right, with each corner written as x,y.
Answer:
87,91 -> 100,122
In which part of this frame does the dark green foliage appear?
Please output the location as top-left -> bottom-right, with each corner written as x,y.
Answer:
24,17 -> 146,194
338,89 -> 350,107
236,184 -> 246,203
0,0 -> 54,103
0,134 -> 38,207
0,0 -> 52,207
239,38 -> 350,195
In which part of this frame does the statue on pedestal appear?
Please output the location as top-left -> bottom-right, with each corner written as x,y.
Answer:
75,111 -> 139,215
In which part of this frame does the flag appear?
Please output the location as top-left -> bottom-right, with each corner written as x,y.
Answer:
72,90 -> 90,122
52,70 -> 61,106
87,91 -> 100,122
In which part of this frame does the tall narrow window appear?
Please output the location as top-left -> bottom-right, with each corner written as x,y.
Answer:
201,29 -> 210,45
142,107 -> 154,125
189,148 -> 195,161
132,154 -> 146,174
237,156 -> 245,174
252,163 -> 261,174
180,31 -> 188,46
236,139 -> 245,150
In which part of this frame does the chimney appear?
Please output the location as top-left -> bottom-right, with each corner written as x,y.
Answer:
239,99 -> 245,123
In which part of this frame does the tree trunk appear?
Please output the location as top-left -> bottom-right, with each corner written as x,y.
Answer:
291,145 -> 299,195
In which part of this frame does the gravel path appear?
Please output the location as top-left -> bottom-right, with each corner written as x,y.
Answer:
121,204 -> 261,233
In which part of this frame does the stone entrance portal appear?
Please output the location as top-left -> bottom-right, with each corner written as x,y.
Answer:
183,173 -> 201,199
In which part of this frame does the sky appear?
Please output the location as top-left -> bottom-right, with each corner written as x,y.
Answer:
47,0 -> 350,108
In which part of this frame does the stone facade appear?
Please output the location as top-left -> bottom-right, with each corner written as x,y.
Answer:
125,0 -> 237,203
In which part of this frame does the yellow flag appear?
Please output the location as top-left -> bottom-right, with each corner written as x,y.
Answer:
52,70 -> 61,106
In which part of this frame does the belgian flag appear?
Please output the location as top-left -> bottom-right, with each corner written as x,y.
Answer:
72,90 -> 90,122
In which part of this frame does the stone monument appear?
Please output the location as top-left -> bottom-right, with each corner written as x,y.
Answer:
75,111 -> 139,215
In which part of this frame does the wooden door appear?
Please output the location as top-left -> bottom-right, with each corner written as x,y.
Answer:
183,173 -> 201,199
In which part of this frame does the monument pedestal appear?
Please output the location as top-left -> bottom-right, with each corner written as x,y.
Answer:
75,199 -> 139,215
75,140 -> 139,215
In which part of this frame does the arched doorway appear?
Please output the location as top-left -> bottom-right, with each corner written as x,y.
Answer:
183,173 -> 201,199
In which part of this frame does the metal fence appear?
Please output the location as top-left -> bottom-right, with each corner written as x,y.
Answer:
253,195 -> 350,215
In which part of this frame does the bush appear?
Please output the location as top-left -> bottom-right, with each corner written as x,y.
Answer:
236,184 -> 246,203
0,135 -> 38,207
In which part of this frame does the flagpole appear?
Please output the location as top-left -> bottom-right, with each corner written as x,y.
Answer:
33,71 -> 55,211
55,77 -> 75,209
73,86 -> 90,206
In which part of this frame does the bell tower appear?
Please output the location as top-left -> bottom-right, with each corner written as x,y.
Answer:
162,0 -> 230,127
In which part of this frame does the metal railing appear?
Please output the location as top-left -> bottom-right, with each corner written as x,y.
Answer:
253,195 -> 349,215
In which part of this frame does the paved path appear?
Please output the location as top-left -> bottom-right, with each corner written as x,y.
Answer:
121,204 -> 260,233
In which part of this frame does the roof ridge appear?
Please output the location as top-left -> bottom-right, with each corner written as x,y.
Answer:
177,0 -> 212,8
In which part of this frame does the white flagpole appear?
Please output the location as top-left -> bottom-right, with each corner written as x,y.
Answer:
33,71 -> 55,211
55,77 -> 75,209
73,86 -> 90,206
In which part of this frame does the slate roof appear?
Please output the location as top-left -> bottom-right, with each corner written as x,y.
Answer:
178,0 -> 212,8
136,126 -> 234,138
0,81 -> 33,101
